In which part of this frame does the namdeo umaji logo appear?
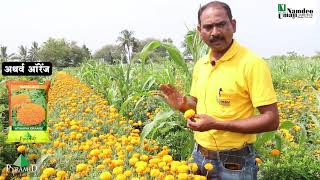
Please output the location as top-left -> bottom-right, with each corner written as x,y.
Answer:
278,3 -> 314,19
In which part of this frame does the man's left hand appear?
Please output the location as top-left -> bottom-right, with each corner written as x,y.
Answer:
187,114 -> 222,132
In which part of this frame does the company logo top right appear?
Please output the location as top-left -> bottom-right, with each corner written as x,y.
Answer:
277,3 -> 314,19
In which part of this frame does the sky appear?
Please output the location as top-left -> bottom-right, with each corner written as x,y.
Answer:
0,0 -> 319,58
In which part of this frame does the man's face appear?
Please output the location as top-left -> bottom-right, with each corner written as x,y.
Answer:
198,6 -> 236,52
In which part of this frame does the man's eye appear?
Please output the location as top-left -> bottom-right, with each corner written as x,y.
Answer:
203,25 -> 213,30
216,22 -> 226,28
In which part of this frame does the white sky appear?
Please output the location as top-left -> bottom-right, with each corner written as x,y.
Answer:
0,0 -> 319,57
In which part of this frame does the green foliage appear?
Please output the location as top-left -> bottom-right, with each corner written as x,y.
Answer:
93,44 -> 123,64
258,145 -> 320,180
38,38 -> 90,67
183,29 -> 208,61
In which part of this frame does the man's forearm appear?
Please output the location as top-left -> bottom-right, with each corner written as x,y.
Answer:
215,112 -> 279,134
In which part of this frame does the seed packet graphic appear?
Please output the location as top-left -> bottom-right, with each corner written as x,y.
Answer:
5,80 -> 51,143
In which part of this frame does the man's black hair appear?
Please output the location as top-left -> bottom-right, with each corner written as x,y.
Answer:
198,1 -> 233,25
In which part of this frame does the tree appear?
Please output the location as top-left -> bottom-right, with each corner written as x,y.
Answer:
38,38 -> 90,67
93,44 -> 123,64
16,45 -> 28,61
117,29 -> 137,64
28,41 -> 40,61
0,46 -> 15,62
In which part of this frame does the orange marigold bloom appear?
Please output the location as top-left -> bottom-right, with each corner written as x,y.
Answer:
12,94 -> 32,109
17,103 -> 45,125
271,149 -> 281,156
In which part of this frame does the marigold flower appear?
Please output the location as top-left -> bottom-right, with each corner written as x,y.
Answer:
17,103 -> 45,125
100,171 -> 112,180
17,145 -> 26,153
184,109 -> 196,119
271,149 -> 281,156
204,163 -> 214,171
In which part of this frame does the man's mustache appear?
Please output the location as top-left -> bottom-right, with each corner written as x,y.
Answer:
209,35 -> 224,43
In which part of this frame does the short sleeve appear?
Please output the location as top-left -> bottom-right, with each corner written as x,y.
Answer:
246,59 -> 277,107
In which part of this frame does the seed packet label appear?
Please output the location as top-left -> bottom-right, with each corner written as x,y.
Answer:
5,80 -> 51,143
11,89 -> 47,131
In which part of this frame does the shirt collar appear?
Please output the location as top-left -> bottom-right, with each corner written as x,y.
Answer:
204,39 -> 240,64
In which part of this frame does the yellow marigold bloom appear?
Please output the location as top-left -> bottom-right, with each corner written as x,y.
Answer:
177,164 -> 189,173
97,164 -> 105,170
135,161 -> 148,168
194,175 -> 207,180
150,169 -> 160,177
124,170 -> 132,177
184,109 -> 196,119
76,163 -> 88,172
158,161 -> 166,168
162,155 -> 173,163
178,173 -> 188,180
293,125 -> 301,132
17,145 -> 26,153
129,157 -> 139,166
204,163 -> 214,171
141,155 -> 149,161
112,166 -> 123,175
125,145 -> 133,152
164,175 -> 175,180
116,174 -> 126,180
135,167 -> 145,174
100,171 -> 112,180
42,168 -> 56,177
255,158 -> 262,164
89,149 -> 100,157
189,163 -> 198,172
56,170 -> 67,177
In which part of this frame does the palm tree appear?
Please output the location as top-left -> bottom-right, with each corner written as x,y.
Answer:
117,29 -> 136,64
17,45 -> 28,61
28,41 -> 40,61
0,46 -> 15,62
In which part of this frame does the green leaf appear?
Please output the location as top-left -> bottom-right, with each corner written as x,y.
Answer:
140,40 -> 161,65
274,133 -> 282,151
279,120 -> 295,129
161,43 -> 189,76
34,154 -> 51,176
140,110 -> 175,147
255,131 -> 276,149
310,113 -> 319,128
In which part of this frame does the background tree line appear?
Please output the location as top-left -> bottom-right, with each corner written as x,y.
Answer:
1,29 -> 319,67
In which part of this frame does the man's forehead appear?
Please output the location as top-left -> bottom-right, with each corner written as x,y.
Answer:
200,6 -> 229,22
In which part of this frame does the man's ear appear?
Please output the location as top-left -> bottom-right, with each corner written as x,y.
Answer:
231,19 -> 236,33
197,25 -> 202,37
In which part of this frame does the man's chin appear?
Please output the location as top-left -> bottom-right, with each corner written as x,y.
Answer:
210,45 -> 227,52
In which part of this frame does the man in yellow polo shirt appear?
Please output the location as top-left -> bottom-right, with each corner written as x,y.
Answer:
159,1 -> 279,179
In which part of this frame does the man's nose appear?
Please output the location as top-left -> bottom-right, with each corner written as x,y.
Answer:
210,26 -> 220,36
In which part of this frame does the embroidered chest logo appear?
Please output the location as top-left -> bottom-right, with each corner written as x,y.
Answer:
216,88 -> 231,106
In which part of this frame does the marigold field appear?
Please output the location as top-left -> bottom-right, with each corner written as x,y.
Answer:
0,54 -> 320,179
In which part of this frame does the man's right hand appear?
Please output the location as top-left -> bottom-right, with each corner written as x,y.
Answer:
154,84 -> 197,112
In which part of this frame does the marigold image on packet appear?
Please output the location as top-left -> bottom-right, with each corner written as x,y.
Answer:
5,80 -> 51,143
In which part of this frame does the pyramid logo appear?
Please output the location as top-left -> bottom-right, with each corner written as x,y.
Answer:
23,132 -> 32,140
13,154 -> 29,167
